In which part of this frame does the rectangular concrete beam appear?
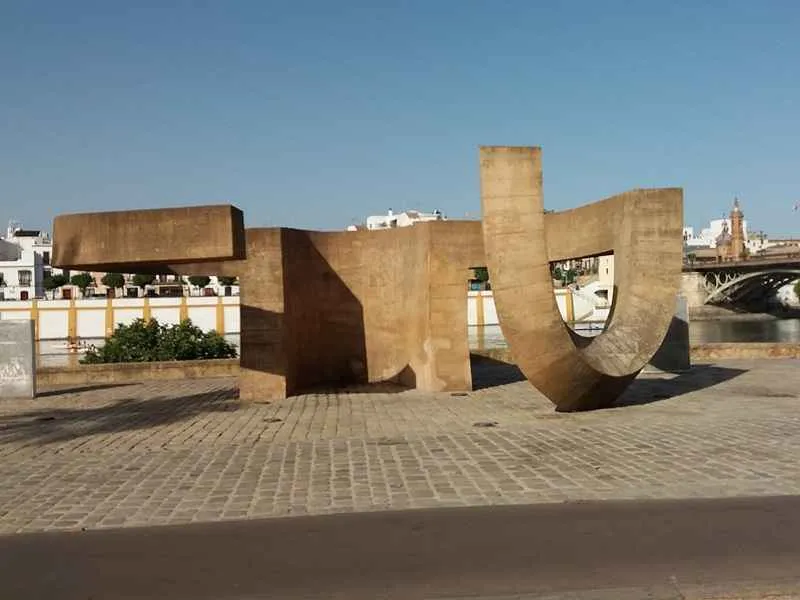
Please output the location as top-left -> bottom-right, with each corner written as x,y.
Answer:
52,205 -> 245,272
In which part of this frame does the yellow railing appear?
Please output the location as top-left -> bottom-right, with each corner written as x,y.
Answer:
0,296 -> 232,340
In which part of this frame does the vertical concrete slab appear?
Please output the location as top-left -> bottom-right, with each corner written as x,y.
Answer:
646,295 -> 691,373
0,320 -> 36,398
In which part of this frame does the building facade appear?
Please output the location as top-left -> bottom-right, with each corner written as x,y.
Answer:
683,198 -> 771,258
0,222 -> 59,301
349,208 -> 446,231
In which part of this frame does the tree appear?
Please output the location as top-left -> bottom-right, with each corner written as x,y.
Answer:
43,273 -> 69,293
686,252 -> 697,266
794,279 -> 800,302
188,275 -> 211,294
472,267 -> 489,283
70,272 -> 95,296
218,276 -> 238,287
101,272 -> 125,290
81,318 -> 237,364
188,275 -> 211,288
132,273 -> 156,290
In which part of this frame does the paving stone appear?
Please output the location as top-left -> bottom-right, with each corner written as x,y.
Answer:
0,360 -> 798,533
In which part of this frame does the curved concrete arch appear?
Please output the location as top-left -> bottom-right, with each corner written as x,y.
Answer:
705,269 -> 800,304
480,146 -> 683,411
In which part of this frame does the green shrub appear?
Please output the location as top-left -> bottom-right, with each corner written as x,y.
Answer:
81,318 -> 237,364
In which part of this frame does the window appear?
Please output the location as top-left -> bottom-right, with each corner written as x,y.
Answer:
43,251 -> 50,265
18,270 -> 32,286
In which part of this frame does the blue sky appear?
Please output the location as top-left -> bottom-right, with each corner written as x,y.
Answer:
1,0 -> 799,235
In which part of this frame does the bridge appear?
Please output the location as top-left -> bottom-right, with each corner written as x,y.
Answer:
682,254 -> 800,306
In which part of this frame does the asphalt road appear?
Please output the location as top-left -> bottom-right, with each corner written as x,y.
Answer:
2,496 -> 800,599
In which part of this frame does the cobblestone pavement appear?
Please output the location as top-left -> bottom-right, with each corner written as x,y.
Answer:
0,358 -> 798,534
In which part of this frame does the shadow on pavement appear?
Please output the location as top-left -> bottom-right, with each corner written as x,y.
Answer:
470,354 -> 526,390
470,355 -> 747,409
35,383 -> 137,398
614,364 -> 747,407
0,387 -> 238,446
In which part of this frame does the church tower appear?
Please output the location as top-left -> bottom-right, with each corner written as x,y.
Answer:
730,197 -> 746,261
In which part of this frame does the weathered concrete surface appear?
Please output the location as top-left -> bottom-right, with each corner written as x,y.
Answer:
681,271 -> 709,310
51,146 -> 683,405
692,342 -> 800,360
0,320 -> 36,398
645,294 -> 691,373
52,205 -> 246,272
37,359 -> 239,387
480,146 -> 683,411
52,207 -> 484,400
239,223 -> 484,400
1,358 -> 799,534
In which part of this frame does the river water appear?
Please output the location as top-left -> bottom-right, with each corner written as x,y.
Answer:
468,318 -> 800,350
37,320 -> 800,367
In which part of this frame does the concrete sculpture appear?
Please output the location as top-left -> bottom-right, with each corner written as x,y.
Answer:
480,146 -> 683,411
52,145 -> 683,410
53,208 -> 484,400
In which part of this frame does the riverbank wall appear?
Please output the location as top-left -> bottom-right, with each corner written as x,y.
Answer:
38,343 -> 800,388
38,359 -> 240,387
472,343 -> 800,365
690,305 -> 800,321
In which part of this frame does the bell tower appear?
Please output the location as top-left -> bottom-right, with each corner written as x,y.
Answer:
730,197 -> 746,261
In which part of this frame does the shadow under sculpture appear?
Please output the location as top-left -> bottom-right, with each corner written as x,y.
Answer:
479,146 -> 684,411
52,205 -> 484,400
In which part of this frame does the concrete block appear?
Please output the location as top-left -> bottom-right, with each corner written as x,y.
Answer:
52,205 -> 245,272
0,320 -> 36,398
646,295 -> 691,373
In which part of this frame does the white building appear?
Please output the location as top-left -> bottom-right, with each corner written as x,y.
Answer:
684,219 -> 772,254
0,221 -> 59,301
349,208 -> 446,231
682,217 -> 749,249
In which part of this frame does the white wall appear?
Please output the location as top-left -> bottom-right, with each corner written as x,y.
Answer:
0,297 -> 240,340
467,289 -> 604,327
3,292 -> 610,340
149,297 -> 182,327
